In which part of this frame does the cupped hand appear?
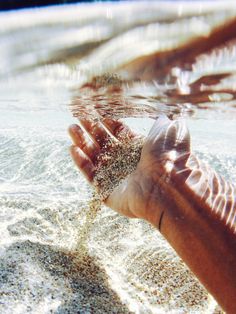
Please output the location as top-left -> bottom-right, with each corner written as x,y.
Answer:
68,116 -> 189,226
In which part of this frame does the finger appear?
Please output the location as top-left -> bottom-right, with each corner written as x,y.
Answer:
103,118 -> 137,141
79,119 -> 110,147
68,124 -> 100,161
70,145 -> 96,182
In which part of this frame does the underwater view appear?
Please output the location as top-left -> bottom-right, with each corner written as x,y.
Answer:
0,1 -> 236,313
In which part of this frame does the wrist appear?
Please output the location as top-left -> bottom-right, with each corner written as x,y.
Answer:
133,168 -> 166,227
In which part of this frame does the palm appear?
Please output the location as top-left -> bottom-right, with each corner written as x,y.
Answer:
68,116 -> 186,225
69,118 -> 158,221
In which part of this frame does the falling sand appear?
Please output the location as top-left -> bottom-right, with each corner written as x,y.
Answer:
77,137 -> 144,254
76,136 -> 143,259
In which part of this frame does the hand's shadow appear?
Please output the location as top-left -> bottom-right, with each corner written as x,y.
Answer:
0,240 -> 132,313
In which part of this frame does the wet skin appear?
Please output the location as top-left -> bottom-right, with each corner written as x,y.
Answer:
69,116 -> 236,314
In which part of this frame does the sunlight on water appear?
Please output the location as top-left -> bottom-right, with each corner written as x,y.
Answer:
0,2 -> 236,313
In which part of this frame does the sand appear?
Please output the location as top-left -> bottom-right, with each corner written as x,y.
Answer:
93,138 -> 144,200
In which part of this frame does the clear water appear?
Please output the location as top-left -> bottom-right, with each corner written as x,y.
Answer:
0,2 -> 236,314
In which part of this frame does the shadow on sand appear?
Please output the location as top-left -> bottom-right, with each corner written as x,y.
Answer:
0,240 -> 132,313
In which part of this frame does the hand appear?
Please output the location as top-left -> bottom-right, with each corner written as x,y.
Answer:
68,116 -> 190,226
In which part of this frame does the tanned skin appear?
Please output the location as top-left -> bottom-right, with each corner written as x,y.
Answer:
69,115 -> 236,313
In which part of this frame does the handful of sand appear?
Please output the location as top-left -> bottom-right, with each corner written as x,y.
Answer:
93,138 -> 144,200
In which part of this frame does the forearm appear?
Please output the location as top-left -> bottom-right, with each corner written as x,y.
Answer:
149,171 -> 236,313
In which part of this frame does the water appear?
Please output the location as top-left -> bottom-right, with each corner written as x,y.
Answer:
0,2 -> 236,313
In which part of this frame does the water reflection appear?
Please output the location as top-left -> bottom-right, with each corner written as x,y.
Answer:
70,69 -> 236,121
69,15 -> 236,121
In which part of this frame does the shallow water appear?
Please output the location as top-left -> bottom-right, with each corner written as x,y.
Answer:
0,2 -> 236,314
